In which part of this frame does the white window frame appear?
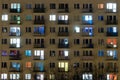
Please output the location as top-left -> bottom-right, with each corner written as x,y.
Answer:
2,14 -> 8,21
34,50 -> 44,60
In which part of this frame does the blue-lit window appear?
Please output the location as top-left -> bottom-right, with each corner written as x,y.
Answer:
98,16 -> 104,21
25,50 -> 32,56
82,27 -> 93,36
26,15 -> 32,21
35,62 -> 44,71
34,26 -> 45,35
107,27 -> 117,33
107,50 -> 117,59
1,50 -> 7,56
11,62 -> 20,71
98,50 -> 104,56
82,15 -> 93,24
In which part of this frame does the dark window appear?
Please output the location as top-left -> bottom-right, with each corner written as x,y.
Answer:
50,63 -> 55,68
98,27 -> 104,33
2,4 -> 8,9
1,62 -> 7,68
50,27 -> 55,33
50,50 -> 55,56
26,4 -> 32,9
26,27 -> 31,32
2,27 -> 7,33
26,39 -> 31,44
2,39 -> 7,44
74,3 -> 80,9
74,39 -> 80,44
74,51 -> 80,56
50,39 -> 55,44
73,63 -> 79,68
50,3 -> 56,9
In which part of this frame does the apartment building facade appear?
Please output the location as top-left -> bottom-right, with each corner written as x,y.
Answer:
0,0 -> 119,80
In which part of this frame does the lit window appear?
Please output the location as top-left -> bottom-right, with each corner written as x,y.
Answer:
98,50 -> 104,57
59,50 -> 69,57
26,62 -> 32,68
34,26 -> 45,35
82,73 -> 93,80
107,38 -> 117,48
49,14 -> 56,21
106,3 -> 117,12
10,27 -> 20,36
11,3 -> 21,12
10,74 -> 20,79
82,15 -> 93,24
107,74 -> 117,80
34,50 -> 44,60
107,50 -> 117,59
2,14 -> 8,21
58,62 -> 68,72
25,74 -> 31,80
1,73 -> 7,79
74,26 -> 80,33
82,27 -> 93,36
25,50 -> 32,56
35,74 -> 44,80
10,38 -> 20,48
58,15 -> 68,20
26,15 -> 32,21
49,74 -> 55,80
98,4 -> 104,9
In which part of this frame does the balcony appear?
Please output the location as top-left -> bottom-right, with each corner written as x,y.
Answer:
82,68 -> 93,72
34,44 -> 44,48
58,8 -> 69,13
10,9 -> 21,13
33,67 -> 45,72
33,8 -> 45,13
82,33 -> 94,37
106,9 -> 116,13
10,21 -> 21,25
9,32 -> 21,36
106,67 -> 118,73
106,20 -> 118,25
58,56 -> 69,60
82,21 -> 93,25
33,32 -> 45,36
106,44 -> 117,48
9,67 -> 21,72
58,32 -> 69,36
58,44 -> 69,48
106,56 -> 118,60
106,32 -> 118,36
9,54 -> 21,60
82,44 -> 94,48
33,56 -> 44,60
9,44 -> 20,48
58,68 -> 69,72
34,20 -> 45,24
81,56 -> 94,60
58,20 -> 69,25
82,8 -> 93,13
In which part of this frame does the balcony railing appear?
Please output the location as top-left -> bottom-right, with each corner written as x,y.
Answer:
58,56 -> 69,60
82,8 -> 93,13
33,56 -> 44,60
9,54 -> 21,60
106,20 -> 118,25
82,21 -> 93,25
58,68 -> 69,72
82,68 -> 93,72
106,32 -> 118,36
9,44 -> 21,48
58,8 -> 69,13
58,20 -> 69,25
9,67 -> 21,72
33,67 -> 45,72
82,33 -> 94,37
34,44 -> 44,48
82,44 -> 94,48
9,32 -> 21,36
106,44 -> 117,48
81,56 -> 94,60
106,9 -> 116,13
10,21 -> 21,24
106,56 -> 118,60
58,44 -> 69,48
10,9 -> 21,13
58,32 -> 69,36
33,8 -> 45,13
106,67 -> 118,73
34,20 -> 45,24
33,32 -> 45,36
